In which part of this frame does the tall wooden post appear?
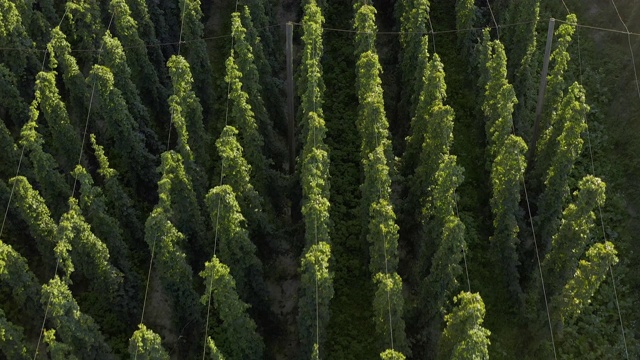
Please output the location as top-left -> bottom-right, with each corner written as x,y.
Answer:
529,18 -> 556,164
286,22 -> 295,174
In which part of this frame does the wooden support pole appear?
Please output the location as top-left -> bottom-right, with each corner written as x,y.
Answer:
286,22 -> 295,174
528,18 -> 556,164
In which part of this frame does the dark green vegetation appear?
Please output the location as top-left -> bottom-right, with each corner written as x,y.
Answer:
0,0 -> 639,359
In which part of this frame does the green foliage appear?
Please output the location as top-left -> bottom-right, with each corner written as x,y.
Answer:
167,54 -> 210,175
231,10 -> 261,108
64,0 -> 105,64
423,215 -> 466,316
399,0 -> 430,51
0,3 -> 633,359
88,64 -> 156,190
0,0 -> 33,76
47,26 -> 87,124
299,242 -> 334,359
455,0 -> 477,50
353,5 -> 408,356
481,38 -> 518,162
298,0 -> 331,258
380,349 -> 406,360
363,145 -> 398,275
355,30 -> 396,256
158,150 -> 206,252
554,241 -> 618,324
479,34 -> 530,301
101,31 -> 153,138
21,0 -> 58,47
128,324 -> 169,360
33,70 -> 82,171
503,0 -> 539,137
0,240 -> 42,324
542,14 -> 577,128
502,0 -> 540,77
355,50 -> 391,160
409,60 -> 457,230
296,5 -> 334,356
200,256 -> 264,360
242,0 -> 275,66
438,292 -> 490,360
0,65 -> 29,127
353,3 -> 377,58
90,134 -> 143,243
418,154 -> 465,318
553,265 -> 636,359
360,140 -> 395,212
0,119 -> 19,178
178,0 -> 214,113
239,5 -> 286,166
148,0 -> 175,50
53,234 -> 74,283
0,181 -> 10,229
537,82 -> 589,245
297,0 -> 325,142
372,272 -> 409,356
19,116 -> 71,219
70,164 -> 140,344
110,0 -> 163,109
91,134 -> 117,180
55,198 -> 124,292
206,337 -> 226,360
299,121 -> 333,360
71,165 -> 131,273
536,80 -> 588,184
429,155 -> 464,228
301,146 -> 331,249
9,0 -> 49,28
144,181 -> 198,325
123,0 -> 167,89
216,125 -> 263,226
321,2 -> 373,357
168,70 -> 195,164
205,185 -> 266,302
9,176 -> 58,263
490,135 -> 527,298
232,9 -> 279,164
0,308 -> 29,359
476,29 -> 492,93
543,175 -> 606,296
487,83 -> 518,160
41,276 -> 112,357
305,0 -> 327,10
226,50 -> 268,195
404,53 -> 451,178
399,0 -> 430,116
43,329 -> 77,360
